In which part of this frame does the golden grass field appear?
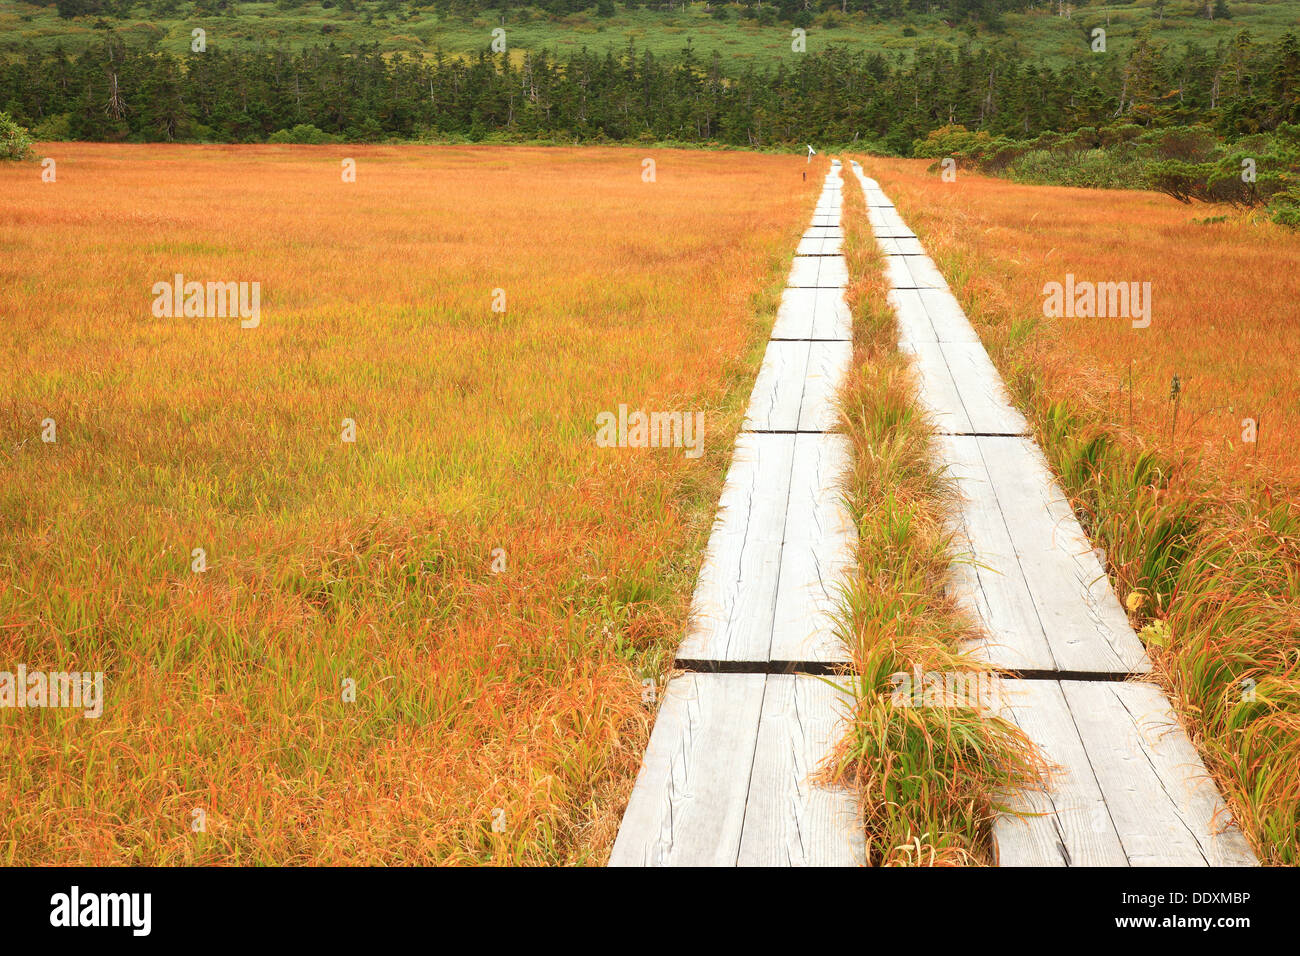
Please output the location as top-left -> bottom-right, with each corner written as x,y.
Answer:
0,143 -> 819,864
858,157 -> 1300,864
6,142 -> 1297,867
861,157 -> 1300,483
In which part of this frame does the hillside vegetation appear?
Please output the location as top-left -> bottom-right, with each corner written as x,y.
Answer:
2,0 -> 1299,65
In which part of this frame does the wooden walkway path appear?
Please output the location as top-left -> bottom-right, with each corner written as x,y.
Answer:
609,162 -> 864,866
609,159 -> 1257,868
851,160 -> 1257,867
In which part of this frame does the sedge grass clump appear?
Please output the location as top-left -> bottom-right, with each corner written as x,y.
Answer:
823,166 -> 1044,866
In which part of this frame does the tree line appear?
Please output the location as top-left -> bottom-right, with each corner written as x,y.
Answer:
2,30 -> 1297,149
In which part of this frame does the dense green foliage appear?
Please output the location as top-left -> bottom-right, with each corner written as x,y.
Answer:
6,0 -> 1299,68
914,106 -> 1300,226
3,29 -> 1298,149
38,0 -> 1046,21
0,109 -> 34,158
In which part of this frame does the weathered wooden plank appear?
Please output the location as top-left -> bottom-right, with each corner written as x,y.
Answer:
744,340 -> 809,432
897,339 -> 974,434
884,254 -> 949,290
612,160 -> 861,867
743,339 -> 848,432
857,166 -> 1252,871
771,288 -> 851,341
802,226 -> 843,240
918,289 -> 979,343
976,437 -> 1150,674
938,434 -> 1060,672
737,675 -> 865,866
993,678 -> 1132,866
771,288 -> 820,341
938,342 -> 1028,435
788,257 -> 823,288
788,255 -> 848,288
878,208 -> 911,234
889,288 -> 978,345
799,340 -> 852,432
866,206 -> 915,238
610,671 -> 867,867
883,256 -> 916,289
995,679 -> 1258,867
896,340 -> 1027,435
1061,681 -> 1258,866
887,289 -> 938,345
676,434 -> 794,663
770,434 -> 856,663
795,235 -> 843,256
876,236 -> 926,255
809,289 -> 852,340
609,672 -> 767,866
816,255 -> 849,288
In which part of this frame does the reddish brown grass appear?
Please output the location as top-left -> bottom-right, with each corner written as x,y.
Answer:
0,143 -> 819,864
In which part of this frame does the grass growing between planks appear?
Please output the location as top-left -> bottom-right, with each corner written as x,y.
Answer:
861,156 -> 1300,864
0,143 -> 819,864
823,165 -> 1044,866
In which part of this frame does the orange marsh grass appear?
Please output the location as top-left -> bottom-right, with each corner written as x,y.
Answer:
0,143 -> 822,864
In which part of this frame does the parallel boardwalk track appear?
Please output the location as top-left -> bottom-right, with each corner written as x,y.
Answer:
609,159 -> 1257,868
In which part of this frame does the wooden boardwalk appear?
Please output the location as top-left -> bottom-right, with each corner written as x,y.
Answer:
610,160 -> 1257,868
850,160 -> 1257,867
610,162 -> 864,866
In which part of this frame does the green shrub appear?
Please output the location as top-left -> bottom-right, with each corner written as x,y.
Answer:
267,123 -> 341,144
959,120 -> 1299,229
31,112 -> 72,142
0,110 -> 33,160
910,124 -> 992,160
